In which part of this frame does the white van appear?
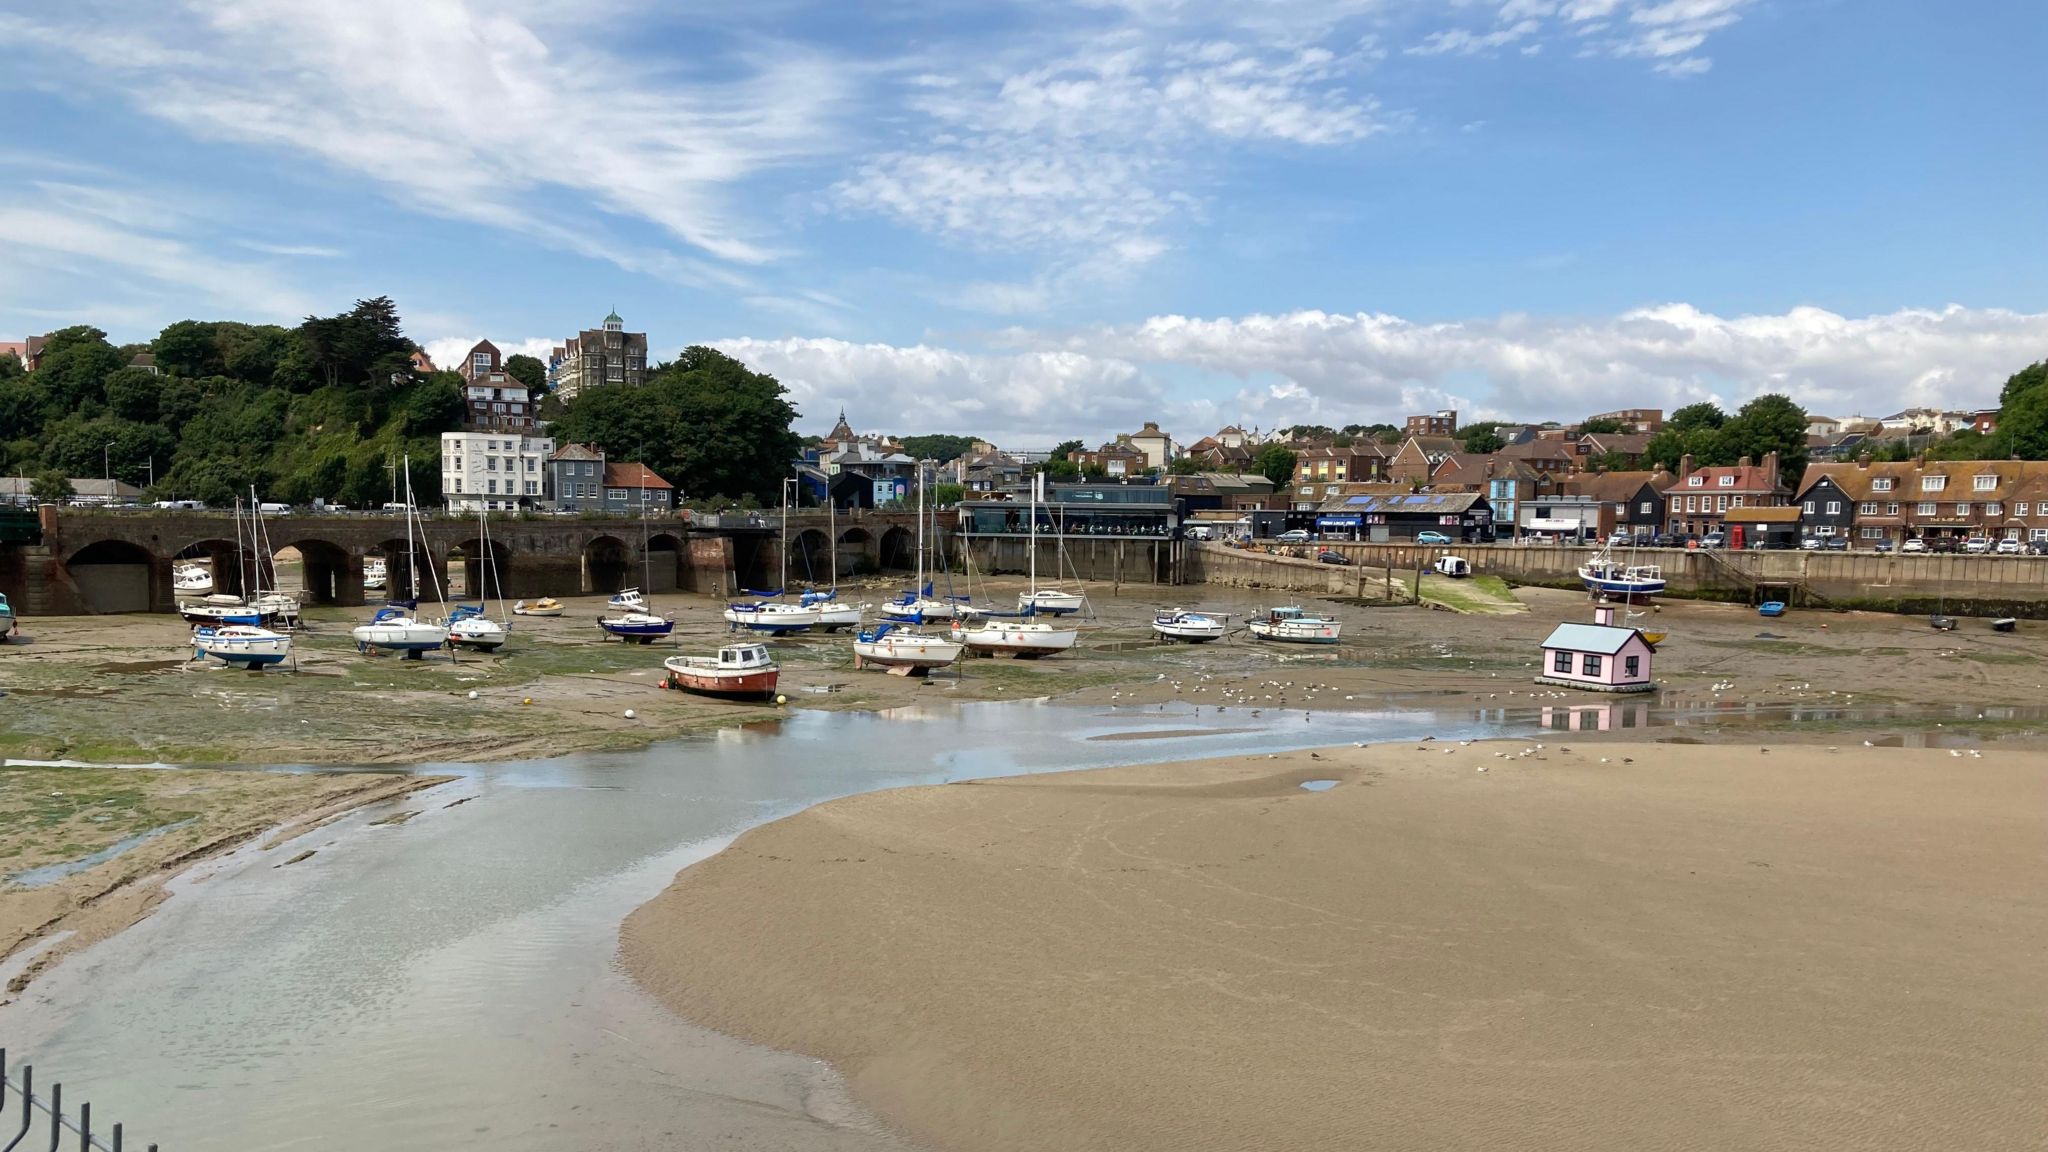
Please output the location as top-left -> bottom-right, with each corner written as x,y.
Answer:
153,499 -> 205,511
1187,525 -> 1214,541
258,501 -> 291,515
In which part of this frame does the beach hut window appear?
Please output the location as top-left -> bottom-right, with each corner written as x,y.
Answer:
1625,655 -> 1640,677
1552,650 -> 1572,674
1581,654 -> 1602,676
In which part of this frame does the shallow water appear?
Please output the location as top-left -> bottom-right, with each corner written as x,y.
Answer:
8,818 -> 195,887
0,699 -> 1525,1152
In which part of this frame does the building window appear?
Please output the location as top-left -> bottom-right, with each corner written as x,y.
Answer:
1719,475 -> 1735,487
1973,474 -> 1997,491
1873,478 -> 1893,491
1623,655 -> 1640,678
1888,503 -> 1900,516
487,457 -> 498,471
1638,501 -> 1652,514
1922,475 -> 1946,491
1552,650 -> 1572,674
1860,502 -> 1878,515
1732,495 -> 1744,506
1956,503 -> 1970,517
1803,501 -> 1816,514
454,479 -> 463,493
2020,503 -> 2032,517
1716,495 -> 1728,511
1917,502 -> 1937,515
1688,476 -> 1703,487
1581,653 -> 1602,677
1861,526 -> 1882,539
487,479 -> 497,494
1987,502 -> 2003,516
472,351 -> 491,374
525,481 -> 538,495
2034,529 -> 2048,541
1826,501 -> 1841,514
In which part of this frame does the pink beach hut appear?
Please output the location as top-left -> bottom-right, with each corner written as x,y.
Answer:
1535,613 -> 1656,694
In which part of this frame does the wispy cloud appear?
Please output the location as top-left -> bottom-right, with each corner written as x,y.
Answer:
0,0 -> 852,271
234,240 -> 345,258
1406,0 -> 1752,73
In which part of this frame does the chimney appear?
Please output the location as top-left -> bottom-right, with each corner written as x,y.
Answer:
1761,450 -> 1778,478
1857,452 -> 1871,468
1738,454 -> 1752,469
1679,453 -> 1694,479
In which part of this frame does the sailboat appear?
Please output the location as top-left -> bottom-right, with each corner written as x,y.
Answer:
959,472 -> 1077,658
724,476 -> 822,634
179,498 -> 261,625
1017,486 -> 1086,616
599,487 -> 676,642
447,504 -> 509,651
1152,609 -> 1229,642
195,488 -> 293,668
245,492 -> 300,625
880,474 -> 966,621
853,472 -> 962,673
352,458 -> 451,657
808,495 -> 868,631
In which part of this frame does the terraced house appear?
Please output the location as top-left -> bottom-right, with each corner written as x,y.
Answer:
1796,458 -> 2048,547
1661,453 -> 1790,537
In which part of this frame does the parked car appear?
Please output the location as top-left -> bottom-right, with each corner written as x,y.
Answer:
1962,536 -> 1994,554
1901,537 -> 1927,553
1930,536 -> 1960,554
1800,536 -> 1823,551
1316,549 -> 1352,566
1699,532 -> 1726,549
1995,537 -> 2023,555
1609,531 -> 1633,545
1275,529 -> 1312,544
1414,530 -> 1453,545
1824,536 -> 1849,551
1872,539 -> 1896,553
2028,539 -> 2048,556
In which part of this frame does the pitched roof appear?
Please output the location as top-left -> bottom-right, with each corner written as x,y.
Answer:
1402,435 -> 1462,458
1578,432 -> 1653,456
1540,623 -> 1645,655
1320,490 -> 1488,514
1566,469 -> 1668,503
1429,452 -> 1494,487
1663,464 -> 1786,495
550,443 -> 604,462
0,341 -> 26,362
1496,439 -> 1577,461
603,462 -> 674,490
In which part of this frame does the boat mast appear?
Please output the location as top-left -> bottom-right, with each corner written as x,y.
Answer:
828,487 -> 837,592
248,486 -> 264,603
1029,470 -> 1040,597
915,467 -> 926,595
780,475 -> 790,592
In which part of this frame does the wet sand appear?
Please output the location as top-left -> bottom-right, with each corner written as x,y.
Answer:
624,741 -> 2048,1152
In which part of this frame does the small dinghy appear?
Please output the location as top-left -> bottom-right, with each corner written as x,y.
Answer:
1929,614 -> 1957,632
512,597 -> 564,617
1152,609 -> 1229,643
1758,601 -> 1786,618
1992,617 -> 2018,633
192,624 -> 292,669
598,611 -> 675,643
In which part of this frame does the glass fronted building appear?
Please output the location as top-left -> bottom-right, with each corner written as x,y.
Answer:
959,483 -> 1177,538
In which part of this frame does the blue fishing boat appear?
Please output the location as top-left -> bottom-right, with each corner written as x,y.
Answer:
193,624 -> 292,668
1578,539 -> 1665,601
598,611 -> 675,643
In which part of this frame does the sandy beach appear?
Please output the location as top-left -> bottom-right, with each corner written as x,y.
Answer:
624,740 -> 2048,1152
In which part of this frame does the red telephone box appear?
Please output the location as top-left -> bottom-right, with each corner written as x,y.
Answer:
1729,524 -> 1745,550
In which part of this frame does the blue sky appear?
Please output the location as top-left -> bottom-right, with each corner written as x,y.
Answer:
3,0 -> 2044,446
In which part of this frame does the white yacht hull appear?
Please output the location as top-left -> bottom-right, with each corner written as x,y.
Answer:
853,632 -> 963,671
1018,589 -> 1085,616
448,618 -> 508,650
193,626 -> 292,668
1248,620 -> 1342,644
352,619 -> 450,654
812,603 -> 866,631
1153,615 -> 1228,642
958,622 -> 1077,657
723,603 -> 820,634
881,598 -> 958,621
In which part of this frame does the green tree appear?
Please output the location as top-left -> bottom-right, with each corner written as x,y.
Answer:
103,365 -> 163,423
1996,361 -> 2048,459
30,470 -> 73,504
0,350 -> 22,380
1579,416 -> 1627,435
1721,393 -> 1809,485
928,482 -> 966,506
549,346 -> 802,502
900,434 -> 977,463
1668,402 -> 1728,432
1167,455 -> 1204,475
400,373 -> 467,433
1038,457 -> 1082,481
294,296 -> 415,392
504,353 -> 548,393
1281,424 -> 1335,442
27,326 -> 124,419
1254,444 -> 1298,487
1459,426 -> 1505,454
1645,402 -> 1732,472
1049,439 -> 1085,461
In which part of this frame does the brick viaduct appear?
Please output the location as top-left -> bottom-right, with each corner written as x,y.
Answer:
2,507 -> 936,616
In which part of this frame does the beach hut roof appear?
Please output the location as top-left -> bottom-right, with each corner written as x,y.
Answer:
1540,623 -> 1643,655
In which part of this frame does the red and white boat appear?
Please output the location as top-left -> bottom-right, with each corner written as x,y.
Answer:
662,643 -> 780,699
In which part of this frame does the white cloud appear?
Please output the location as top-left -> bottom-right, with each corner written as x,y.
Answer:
0,1 -> 851,271
716,303 -> 2048,444
422,336 -> 557,373
234,240 -> 345,258
1654,56 -> 1712,76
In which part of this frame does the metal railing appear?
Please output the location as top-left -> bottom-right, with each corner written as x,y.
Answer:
0,1050 -> 153,1151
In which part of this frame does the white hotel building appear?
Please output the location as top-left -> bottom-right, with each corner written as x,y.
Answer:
441,431 -> 555,512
